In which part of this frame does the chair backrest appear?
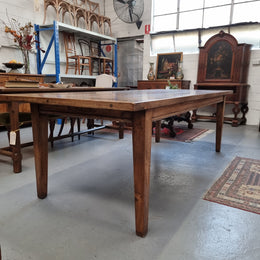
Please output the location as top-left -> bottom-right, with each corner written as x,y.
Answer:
63,32 -> 77,57
90,41 -> 100,57
87,0 -> 100,15
95,74 -> 115,88
78,39 -> 91,56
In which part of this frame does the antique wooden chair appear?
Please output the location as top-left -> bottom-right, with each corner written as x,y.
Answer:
0,112 -> 32,139
63,32 -> 92,75
75,6 -> 89,29
99,16 -> 112,36
78,38 -> 99,75
86,0 -> 112,35
90,41 -> 113,75
0,112 -> 80,152
43,0 -> 74,25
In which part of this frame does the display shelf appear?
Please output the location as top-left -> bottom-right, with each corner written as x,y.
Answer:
45,74 -> 97,80
39,21 -> 116,42
34,21 -> 118,84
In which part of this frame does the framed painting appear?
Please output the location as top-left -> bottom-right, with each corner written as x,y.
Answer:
206,40 -> 233,80
155,52 -> 183,79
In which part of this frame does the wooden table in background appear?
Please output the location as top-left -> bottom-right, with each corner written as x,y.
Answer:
0,87 -> 128,173
0,89 -> 231,237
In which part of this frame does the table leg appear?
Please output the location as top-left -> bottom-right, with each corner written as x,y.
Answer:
132,110 -> 152,237
8,102 -> 22,173
155,120 -> 161,143
216,99 -> 225,152
31,104 -> 48,199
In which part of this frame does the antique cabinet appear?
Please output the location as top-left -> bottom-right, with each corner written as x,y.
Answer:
0,73 -> 45,113
137,79 -> 190,90
192,30 -> 251,126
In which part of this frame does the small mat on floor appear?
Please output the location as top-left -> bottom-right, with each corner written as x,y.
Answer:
154,125 -> 209,142
102,124 -> 208,142
203,156 -> 260,214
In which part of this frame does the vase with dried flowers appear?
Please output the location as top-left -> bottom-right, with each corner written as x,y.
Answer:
2,17 -> 44,74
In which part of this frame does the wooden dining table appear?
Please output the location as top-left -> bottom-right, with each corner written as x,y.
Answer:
0,89 -> 231,237
0,86 -> 128,173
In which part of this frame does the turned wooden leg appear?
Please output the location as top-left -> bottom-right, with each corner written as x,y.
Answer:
70,118 -> 75,142
8,102 -> 22,173
118,121 -> 124,139
232,102 -> 240,127
48,119 -> 56,148
240,103 -> 248,125
31,104 -> 48,199
191,109 -> 197,122
77,118 -> 81,140
87,119 -> 95,135
216,99 -> 225,152
58,119 -> 65,137
155,120 -> 161,143
132,110 -> 152,237
185,111 -> 193,129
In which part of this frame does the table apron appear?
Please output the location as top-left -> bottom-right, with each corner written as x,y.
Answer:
36,95 -> 225,123
37,104 -> 134,123
151,96 -> 224,121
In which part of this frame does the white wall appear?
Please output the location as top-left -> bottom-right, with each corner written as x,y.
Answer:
0,0 -> 45,74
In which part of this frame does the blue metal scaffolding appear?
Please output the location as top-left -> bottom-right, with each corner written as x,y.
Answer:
34,21 -> 118,86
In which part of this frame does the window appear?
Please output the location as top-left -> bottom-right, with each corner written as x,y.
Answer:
152,0 -> 260,32
151,0 -> 260,54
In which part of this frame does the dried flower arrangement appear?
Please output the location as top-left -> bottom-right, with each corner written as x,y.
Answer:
2,15 -> 44,73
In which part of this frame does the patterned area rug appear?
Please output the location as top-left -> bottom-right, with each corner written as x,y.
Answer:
154,125 -> 209,142
104,124 -> 209,143
204,156 -> 260,214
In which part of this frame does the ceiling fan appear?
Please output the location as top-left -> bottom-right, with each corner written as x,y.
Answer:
113,0 -> 144,29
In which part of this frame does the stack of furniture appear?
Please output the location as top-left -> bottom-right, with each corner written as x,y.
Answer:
43,0 -> 112,36
192,30 -> 251,126
35,21 -> 117,84
63,32 -> 93,75
78,38 -> 113,75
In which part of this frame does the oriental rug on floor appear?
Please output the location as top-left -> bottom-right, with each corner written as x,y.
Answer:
204,156 -> 260,214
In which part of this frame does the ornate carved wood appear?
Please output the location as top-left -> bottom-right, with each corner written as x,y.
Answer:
193,30 -> 251,126
43,0 -> 112,36
197,30 -> 251,84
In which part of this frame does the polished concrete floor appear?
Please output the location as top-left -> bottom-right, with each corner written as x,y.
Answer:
0,121 -> 259,260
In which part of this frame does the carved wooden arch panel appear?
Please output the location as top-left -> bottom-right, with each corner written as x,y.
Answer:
197,30 -> 251,84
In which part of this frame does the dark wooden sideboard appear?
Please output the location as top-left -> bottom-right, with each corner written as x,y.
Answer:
137,79 -> 190,90
0,73 -> 45,113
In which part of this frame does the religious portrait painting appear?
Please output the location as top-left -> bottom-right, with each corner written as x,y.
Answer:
206,40 -> 233,80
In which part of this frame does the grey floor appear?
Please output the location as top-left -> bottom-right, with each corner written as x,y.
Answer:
0,121 -> 259,260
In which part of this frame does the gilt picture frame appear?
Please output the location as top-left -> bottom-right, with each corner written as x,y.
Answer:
155,52 -> 183,80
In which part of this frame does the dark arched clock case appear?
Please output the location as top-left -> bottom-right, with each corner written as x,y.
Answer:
193,30 -> 251,126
